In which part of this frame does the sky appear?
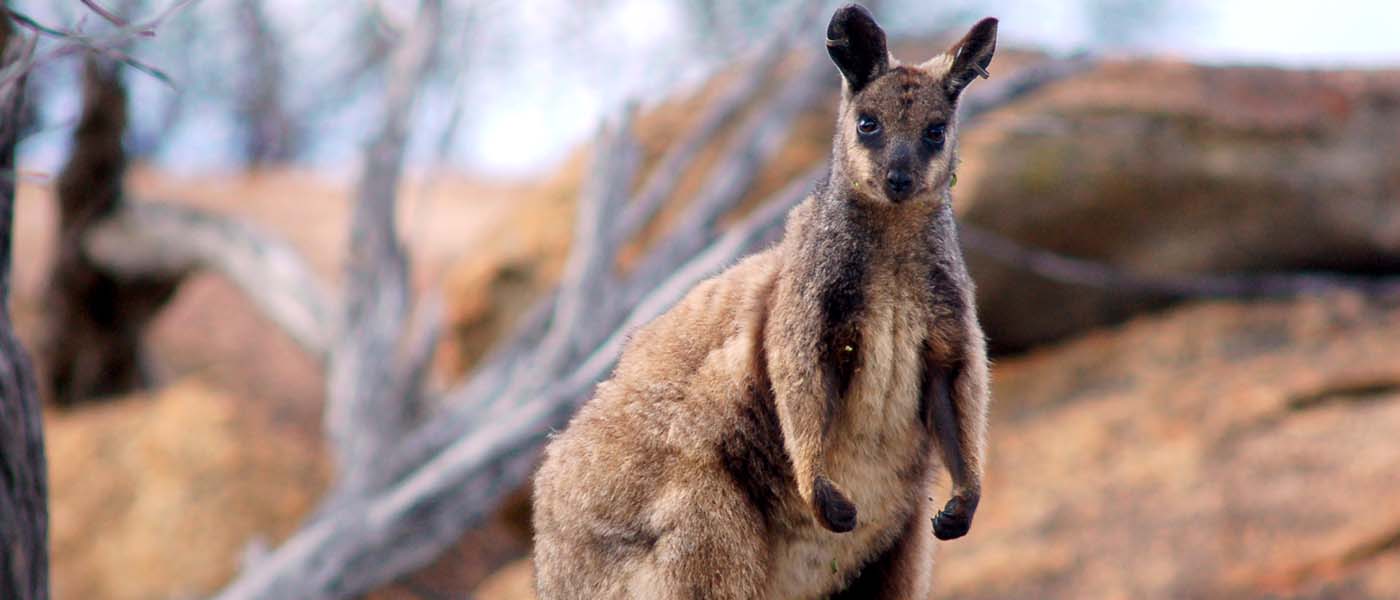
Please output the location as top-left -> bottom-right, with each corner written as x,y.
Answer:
13,0 -> 1400,177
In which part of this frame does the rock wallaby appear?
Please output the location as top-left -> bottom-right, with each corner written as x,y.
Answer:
533,5 -> 996,598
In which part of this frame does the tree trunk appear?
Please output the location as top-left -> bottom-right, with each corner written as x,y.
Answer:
40,57 -> 182,406
0,10 -> 50,599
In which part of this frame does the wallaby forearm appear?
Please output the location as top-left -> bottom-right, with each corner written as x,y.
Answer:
928,324 -> 989,540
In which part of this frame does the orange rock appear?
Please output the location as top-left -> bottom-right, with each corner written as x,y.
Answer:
46,379 -> 328,600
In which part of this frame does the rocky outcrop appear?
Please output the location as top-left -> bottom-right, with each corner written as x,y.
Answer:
936,293 -> 1400,599
957,61 -> 1400,350
46,379 -> 327,600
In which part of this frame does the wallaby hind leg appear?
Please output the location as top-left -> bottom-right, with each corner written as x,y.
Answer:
630,472 -> 768,600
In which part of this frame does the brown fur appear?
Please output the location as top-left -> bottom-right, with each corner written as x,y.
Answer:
533,5 -> 996,598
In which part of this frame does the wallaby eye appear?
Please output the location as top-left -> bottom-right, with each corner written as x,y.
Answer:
923,123 -> 947,147
857,114 -> 881,136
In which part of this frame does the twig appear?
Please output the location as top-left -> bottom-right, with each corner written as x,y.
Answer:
78,0 -> 133,30
1,0 -> 199,92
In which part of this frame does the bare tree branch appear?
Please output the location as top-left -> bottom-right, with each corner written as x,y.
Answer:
391,292 -> 446,423
959,222 -> 1400,299
621,50 -> 830,306
612,0 -> 824,245
324,0 -> 443,497
525,105 -> 641,382
77,0 -> 131,29
1,0 -> 199,92
83,201 -> 337,356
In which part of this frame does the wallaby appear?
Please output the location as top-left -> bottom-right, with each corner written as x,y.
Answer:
533,4 -> 996,598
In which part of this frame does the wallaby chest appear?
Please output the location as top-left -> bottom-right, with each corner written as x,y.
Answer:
765,215 -> 959,598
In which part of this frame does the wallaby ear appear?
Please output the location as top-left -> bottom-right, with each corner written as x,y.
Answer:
826,4 -> 889,94
944,17 -> 998,100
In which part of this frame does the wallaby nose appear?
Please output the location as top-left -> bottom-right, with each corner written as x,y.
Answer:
884,170 -> 914,201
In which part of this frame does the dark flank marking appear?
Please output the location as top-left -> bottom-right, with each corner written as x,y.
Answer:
719,387 -> 791,530
719,283 -> 793,529
917,353 -> 946,434
817,202 -> 871,433
590,526 -> 660,561
925,259 -> 964,321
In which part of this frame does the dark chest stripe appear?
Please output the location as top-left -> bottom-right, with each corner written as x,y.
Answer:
818,226 -> 870,429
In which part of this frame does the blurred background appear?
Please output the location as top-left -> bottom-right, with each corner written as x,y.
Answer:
3,0 -> 1400,598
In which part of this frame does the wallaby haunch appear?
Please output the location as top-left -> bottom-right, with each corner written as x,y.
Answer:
533,4 -> 997,598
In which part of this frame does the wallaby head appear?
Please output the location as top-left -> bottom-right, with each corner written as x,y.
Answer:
826,4 -> 997,205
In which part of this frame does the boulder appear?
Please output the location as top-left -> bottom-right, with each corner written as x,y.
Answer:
936,292 -> 1400,598
956,61 -> 1400,350
46,379 -> 327,600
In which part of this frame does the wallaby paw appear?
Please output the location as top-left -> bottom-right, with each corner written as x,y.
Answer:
813,476 -> 858,533
932,492 -> 979,540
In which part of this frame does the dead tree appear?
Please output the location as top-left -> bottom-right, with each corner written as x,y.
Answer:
41,57 -> 184,406
0,7 -> 49,599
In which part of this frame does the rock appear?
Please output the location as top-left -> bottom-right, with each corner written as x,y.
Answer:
935,293 -> 1400,599
45,379 -> 327,600
955,60 -> 1400,351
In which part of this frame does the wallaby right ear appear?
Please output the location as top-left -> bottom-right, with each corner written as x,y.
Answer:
943,17 -> 998,100
826,4 -> 889,95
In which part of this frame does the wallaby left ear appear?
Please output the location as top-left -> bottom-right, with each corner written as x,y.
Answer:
944,17 -> 998,99
826,4 -> 890,94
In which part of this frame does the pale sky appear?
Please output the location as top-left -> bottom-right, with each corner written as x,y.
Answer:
14,0 -> 1400,176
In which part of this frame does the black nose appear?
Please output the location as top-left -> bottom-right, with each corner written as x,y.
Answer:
885,170 -> 914,201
